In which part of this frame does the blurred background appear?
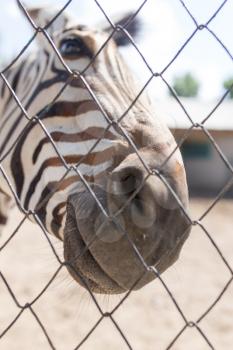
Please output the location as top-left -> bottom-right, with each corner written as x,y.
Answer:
0,1 -> 233,349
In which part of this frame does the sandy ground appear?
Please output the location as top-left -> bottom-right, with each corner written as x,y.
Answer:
0,198 -> 233,350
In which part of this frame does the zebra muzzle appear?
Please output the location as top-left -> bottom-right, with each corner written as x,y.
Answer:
63,149 -> 190,294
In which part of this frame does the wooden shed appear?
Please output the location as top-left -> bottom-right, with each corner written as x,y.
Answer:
156,98 -> 233,196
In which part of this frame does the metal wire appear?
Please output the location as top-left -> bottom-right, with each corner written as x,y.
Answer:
0,0 -> 232,349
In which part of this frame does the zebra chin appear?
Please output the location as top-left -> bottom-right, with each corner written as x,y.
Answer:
63,151 -> 191,295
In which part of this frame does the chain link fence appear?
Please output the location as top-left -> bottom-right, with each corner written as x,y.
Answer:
0,0 -> 233,349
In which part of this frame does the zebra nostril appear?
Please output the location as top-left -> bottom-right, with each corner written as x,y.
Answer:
107,164 -> 158,231
109,167 -> 143,197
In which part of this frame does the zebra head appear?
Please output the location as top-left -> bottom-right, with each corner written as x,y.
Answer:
8,6 -> 190,294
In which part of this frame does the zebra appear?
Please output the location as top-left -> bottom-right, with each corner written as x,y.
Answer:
0,5 -> 190,294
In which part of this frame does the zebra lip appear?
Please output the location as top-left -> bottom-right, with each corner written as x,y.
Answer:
63,194 -> 126,294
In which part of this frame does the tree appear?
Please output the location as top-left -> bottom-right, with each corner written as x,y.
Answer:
223,78 -> 233,99
170,73 -> 199,98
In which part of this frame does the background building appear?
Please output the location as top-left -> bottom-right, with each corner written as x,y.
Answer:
157,98 -> 233,196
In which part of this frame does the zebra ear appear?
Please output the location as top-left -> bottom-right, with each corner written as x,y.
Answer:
102,12 -> 141,47
19,5 -> 71,36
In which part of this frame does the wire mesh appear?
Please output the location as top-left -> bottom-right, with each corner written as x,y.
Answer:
0,0 -> 232,349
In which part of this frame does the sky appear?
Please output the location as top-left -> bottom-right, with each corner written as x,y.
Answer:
0,0 -> 232,101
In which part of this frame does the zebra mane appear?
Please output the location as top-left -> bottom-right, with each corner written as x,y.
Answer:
17,3 -> 73,37
18,3 -> 141,47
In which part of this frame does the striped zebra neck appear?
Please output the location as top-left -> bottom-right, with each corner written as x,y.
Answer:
0,47 -> 123,239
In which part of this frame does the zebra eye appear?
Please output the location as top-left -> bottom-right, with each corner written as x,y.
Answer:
59,37 -> 91,58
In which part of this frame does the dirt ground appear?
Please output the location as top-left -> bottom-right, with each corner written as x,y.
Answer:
0,198 -> 233,350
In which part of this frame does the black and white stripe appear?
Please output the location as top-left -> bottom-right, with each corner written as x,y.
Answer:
0,6 -> 142,239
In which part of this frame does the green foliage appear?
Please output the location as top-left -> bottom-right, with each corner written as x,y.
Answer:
223,78 -> 233,99
170,73 -> 199,98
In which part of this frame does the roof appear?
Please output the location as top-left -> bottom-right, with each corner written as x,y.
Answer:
155,98 -> 233,131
